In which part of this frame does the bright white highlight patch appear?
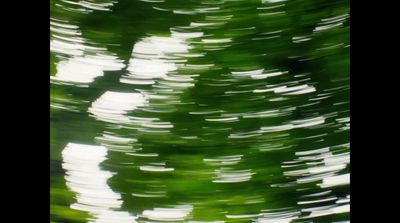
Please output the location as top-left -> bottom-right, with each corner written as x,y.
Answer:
142,205 -> 193,221
62,143 -> 137,223
302,203 -> 349,219
122,34 -> 199,85
52,54 -> 124,84
61,0 -> 117,12
190,22 -> 224,27
50,19 -> 125,85
204,155 -> 243,166
128,58 -> 177,79
139,165 -> 175,172
50,19 -> 85,56
213,168 -> 254,183
133,36 -> 190,56
226,214 -> 262,219
274,84 -> 316,95
260,116 -> 325,133
291,116 -> 325,128
205,117 -> 239,122
262,0 -> 287,3
231,69 -> 286,79
255,209 -> 300,223
202,38 -> 232,43
88,91 -> 148,124
319,173 -> 350,188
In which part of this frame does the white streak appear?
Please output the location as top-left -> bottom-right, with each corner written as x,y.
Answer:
319,173 -> 350,188
213,168 -> 254,183
142,205 -> 193,221
140,166 -> 175,172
